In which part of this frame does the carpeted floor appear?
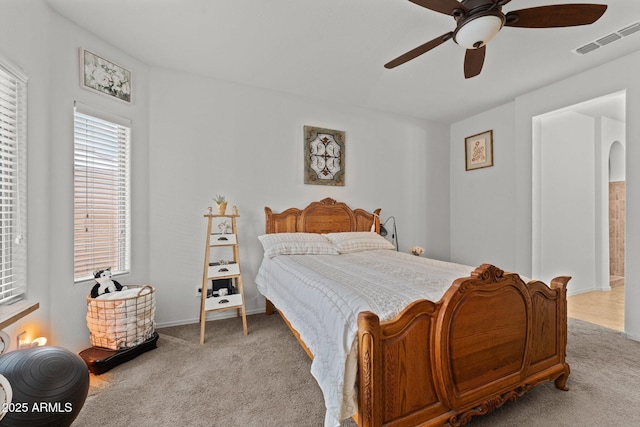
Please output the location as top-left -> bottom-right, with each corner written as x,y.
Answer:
72,314 -> 640,426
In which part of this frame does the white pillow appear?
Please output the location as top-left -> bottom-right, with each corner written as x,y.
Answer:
258,233 -> 339,257
324,232 -> 395,253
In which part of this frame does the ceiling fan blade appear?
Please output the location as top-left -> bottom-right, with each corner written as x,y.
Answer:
505,4 -> 607,28
385,32 -> 453,69
464,45 -> 486,79
409,0 -> 468,16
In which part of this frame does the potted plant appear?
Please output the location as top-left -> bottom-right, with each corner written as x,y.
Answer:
214,194 -> 227,215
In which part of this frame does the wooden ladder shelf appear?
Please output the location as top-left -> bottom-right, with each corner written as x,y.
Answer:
199,214 -> 248,344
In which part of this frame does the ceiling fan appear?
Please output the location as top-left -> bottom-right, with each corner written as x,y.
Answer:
385,0 -> 608,78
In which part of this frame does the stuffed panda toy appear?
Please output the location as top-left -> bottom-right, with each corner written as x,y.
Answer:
90,267 -> 127,298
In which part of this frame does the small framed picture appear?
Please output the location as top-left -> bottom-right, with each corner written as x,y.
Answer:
79,48 -> 132,103
465,130 -> 493,171
304,125 -> 345,186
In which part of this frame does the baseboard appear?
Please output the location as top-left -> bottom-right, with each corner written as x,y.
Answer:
155,306 -> 265,329
566,286 -> 610,297
622,332 -> 640,342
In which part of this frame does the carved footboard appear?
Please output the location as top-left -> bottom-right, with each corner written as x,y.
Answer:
357,264 -> 570,427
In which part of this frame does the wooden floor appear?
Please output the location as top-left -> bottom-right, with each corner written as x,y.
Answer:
567,286 -> 624,331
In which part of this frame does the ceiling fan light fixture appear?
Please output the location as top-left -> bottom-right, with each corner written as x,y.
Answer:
385,1 -> 606,77
454,14 -> 504,49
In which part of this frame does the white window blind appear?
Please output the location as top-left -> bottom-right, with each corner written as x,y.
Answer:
0,59 -> 27,305
73,102 -> 130,282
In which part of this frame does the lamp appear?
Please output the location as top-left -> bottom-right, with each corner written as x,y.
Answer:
380,216 -> 398,251
31,337 -> 47,347
453,12 -> 504,49
17,334 -> 48,350
370,213 -> 399,251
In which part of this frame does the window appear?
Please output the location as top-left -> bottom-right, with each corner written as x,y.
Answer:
0,58 -> 27,305
74,102 -> 130,282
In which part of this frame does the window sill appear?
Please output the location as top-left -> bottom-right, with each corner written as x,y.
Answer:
0,300 -> 39,330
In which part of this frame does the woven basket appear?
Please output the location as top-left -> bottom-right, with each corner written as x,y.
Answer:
86,285 -> 156,350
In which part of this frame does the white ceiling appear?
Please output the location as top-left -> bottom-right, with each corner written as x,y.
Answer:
45,0 -> 640,123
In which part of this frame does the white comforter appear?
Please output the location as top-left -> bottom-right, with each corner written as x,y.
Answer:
255,250 -> 473,427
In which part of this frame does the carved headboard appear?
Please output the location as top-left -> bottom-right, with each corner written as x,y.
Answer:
265,198 -> 381,234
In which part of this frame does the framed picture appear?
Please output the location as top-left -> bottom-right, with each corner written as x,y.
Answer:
79,48 -> 132,103
465,130 -> 493,171
304,126 -> 345,186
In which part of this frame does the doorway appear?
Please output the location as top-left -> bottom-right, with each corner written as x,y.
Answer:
532,91 -> 626,330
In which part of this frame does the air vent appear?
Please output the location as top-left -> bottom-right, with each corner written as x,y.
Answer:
619,22 -> 640,37
573,21 -> 640,55
575,42 -> 600,55
595,33 -> 621,46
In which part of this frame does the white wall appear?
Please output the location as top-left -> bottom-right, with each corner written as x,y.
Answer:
535,111 -> 596,291
450,102 -> 517,270
451,50 -> 640,341
148,68 -> 451,326
601,117 -> 626,184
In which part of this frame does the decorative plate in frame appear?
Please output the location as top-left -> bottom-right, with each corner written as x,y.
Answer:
79,48 -> 132,103
304,126 -> 345,186
465,130 -> 493,171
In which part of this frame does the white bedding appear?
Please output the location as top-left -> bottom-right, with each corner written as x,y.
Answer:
254,250 -> 473,427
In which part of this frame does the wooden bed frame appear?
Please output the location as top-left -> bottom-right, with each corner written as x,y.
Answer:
264,198 -> 571,427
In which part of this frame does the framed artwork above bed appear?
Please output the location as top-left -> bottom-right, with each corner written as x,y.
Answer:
303,125 -> 345,186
